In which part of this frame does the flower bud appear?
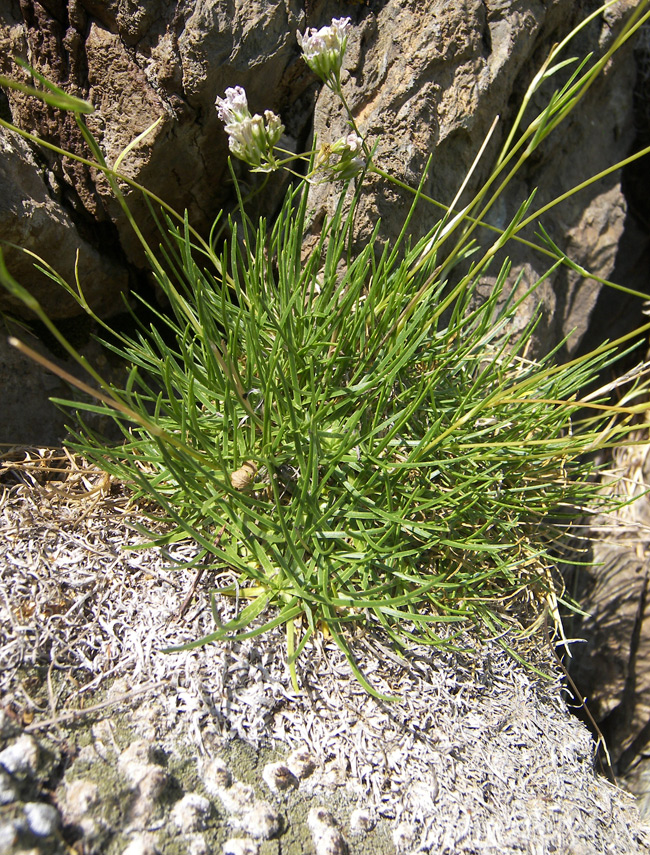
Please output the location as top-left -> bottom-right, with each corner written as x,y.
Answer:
315,132 -> 366,181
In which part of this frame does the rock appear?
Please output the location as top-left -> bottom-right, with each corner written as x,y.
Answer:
0,1 -> 639,339
63,778 -> 100,821
0,329 -> 82,445
391,820 -> 418,852
117,740 -> 169,826
0,769 -> 17,807
222,839 -> 259,855
261,761 -> 299,794
0,1 -> 645,444
0,124 -> 129,320
23,801 -> 60,837
0,734 -> 39,777
0,0 -> 310,315
349,807 -> 375,835
121,832 -> 158,855
216,781 -> 256,815
308,808 -> 348,855
306,0 -> 637,358
236,800 -> 281,840
0,712 -> 19,742
566,439 -> 650,817
286,748 -> 316,781
201,757 -> 232,794
170,793 -> 211,833
0,820 -> 20,855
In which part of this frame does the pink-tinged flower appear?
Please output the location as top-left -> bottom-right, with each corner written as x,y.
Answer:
331,133 -> 364,156
316,132 -> 366,181
215,86 -> 249,125
297,17 -> 352,85
215,87 -> 284,172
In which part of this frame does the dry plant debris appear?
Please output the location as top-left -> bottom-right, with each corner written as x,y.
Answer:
1,447 -> 649,854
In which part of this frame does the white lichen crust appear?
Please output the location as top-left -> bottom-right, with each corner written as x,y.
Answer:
262,761 -> 298,794
222,837 -> 259,855
308,807 -> 349,855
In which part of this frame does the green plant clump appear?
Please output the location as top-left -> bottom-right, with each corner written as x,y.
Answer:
2,2 -> 650,695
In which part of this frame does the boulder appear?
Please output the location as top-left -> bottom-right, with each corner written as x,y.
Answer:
0,1 -> 644,443
0,123 -> 128,319
567,438 -> 650,819
0,0 -> 639,335
307,0 -> 637,357
0,0 -> 313,301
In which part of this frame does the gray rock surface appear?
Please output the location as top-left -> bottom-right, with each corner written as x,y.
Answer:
306,0 -> 636,358
0,124 -> 128,319
0,0 -> 645,443
0,0 -> 311,300
0,1 -> 639,325
566,438 -> 650,820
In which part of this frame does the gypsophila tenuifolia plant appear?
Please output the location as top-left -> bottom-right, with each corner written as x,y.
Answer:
2,2 -> 650,696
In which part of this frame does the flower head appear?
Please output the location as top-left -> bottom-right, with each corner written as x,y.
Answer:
215,87 -> 284,171
215,85 -> 249,125
297,17 -> 352,85
315,132 -> 366,181
331,133 -> 364,156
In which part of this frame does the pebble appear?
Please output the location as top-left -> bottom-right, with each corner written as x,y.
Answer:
314,826 -> 349,855
186,832 -> 210,855
121,832 -> 158,855
202,758 -> 232,793
392,820 -> 418,851
170,793 -> 211,832
0,768 -> 17,806
23,801 -> 60,837
140,766 -> 169,800
0,820 -> 21,855
321,759 -> 347,787
118,741 -> 155,783
118,741 -> 168,816
349,807 -> 375,834
308,808 -> 349,855
308,807 -> 338,833
239,800 -> 280,839
64,778 -> 100,820
0,735 -> 39,777
218,781 -> 256,815
286,748 -> 316,780
222,838 -> 259,855
262,761 -> 298,794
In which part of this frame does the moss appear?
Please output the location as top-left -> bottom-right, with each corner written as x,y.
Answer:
46,683 -> 398,854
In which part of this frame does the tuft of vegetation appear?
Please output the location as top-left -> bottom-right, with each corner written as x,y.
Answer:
1,2 -> 650,697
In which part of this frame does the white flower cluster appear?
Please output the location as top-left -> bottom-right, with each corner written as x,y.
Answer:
215,19 -> 364,176
296,17 -> 352,85
215,86 -> 284,171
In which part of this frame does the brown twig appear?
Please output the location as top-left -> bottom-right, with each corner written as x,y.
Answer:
177,522 -> 227,619
24,681 -> 168,733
